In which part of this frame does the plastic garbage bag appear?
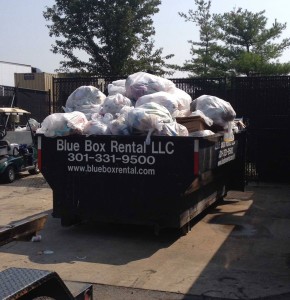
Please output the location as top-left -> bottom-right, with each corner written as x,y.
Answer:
153,121 -> 189,137
190,129 -> 215,137
37,111 -> 88,137
135,91 -> 179,117
127,102 -> 174,143
26,118 -> 40,131
119,106 -> 134,118
190,95 -> 236,128
37,113 -> 71,137
169,87 -> 192,111
63,111 -> 88,132
125,72 -> 176,101
83,119 -> 109,136
72,104 -> 102,121
91,112 -> 113,123
65,86 -> 106,119
127,102 -> 173,132
108,114 -> 130,135
101,93 -> 133,116
15,126 -> 28,131
108,79 -> 126,96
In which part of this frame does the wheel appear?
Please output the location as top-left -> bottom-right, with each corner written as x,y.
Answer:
28,162 -> 40,175
4,166 -> 16,183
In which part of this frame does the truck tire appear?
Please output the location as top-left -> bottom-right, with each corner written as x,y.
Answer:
29,162 -> 40,175
4,166 -> 16,183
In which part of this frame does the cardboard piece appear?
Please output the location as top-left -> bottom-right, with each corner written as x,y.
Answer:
176,116 -> 207,133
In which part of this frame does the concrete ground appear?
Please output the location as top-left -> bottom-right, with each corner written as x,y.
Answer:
0,173 -> 290,300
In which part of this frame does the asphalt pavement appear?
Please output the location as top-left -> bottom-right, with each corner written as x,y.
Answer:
0,173 -> 290,300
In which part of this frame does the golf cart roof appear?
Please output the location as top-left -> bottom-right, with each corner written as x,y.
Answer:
0,107 -> 30,115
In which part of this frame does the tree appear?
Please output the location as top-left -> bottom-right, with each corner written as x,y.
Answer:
178,0 -> 224,77
43,0 -> 173,76
214,8 -> 290,76
179,3 -> 290,76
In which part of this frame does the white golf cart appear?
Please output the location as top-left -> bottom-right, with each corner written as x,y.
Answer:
0,107 -> 39,183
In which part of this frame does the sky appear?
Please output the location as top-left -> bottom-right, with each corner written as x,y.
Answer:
1,0 -> 290,77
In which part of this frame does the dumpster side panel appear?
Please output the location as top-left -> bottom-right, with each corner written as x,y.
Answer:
38,133 -> 245,228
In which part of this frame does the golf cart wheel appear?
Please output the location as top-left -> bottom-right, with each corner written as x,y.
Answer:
4,166 -> 16,183
29,162 -> 40,175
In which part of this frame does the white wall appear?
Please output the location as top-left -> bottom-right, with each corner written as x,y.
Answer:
0,61 -> 32,87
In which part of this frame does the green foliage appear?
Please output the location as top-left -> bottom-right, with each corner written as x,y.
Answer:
231,52 -> 290,76
179,2 -> 290,76
43,0 -> 173,76
214,8 -> 290,76
178,0 -> 221,77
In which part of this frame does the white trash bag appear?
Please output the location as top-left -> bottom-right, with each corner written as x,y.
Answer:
83,119 -> 109,136
108,79 -> 126,96
169,87 -> 192,111
65,85 -> 106,115
63,111 -> 88,132
37,113 -> 70,137
190,95 -> 236,128
101,93 -> 133,116
108,114 -> 130,135
37,111 -> 88,137
127,102 -> 173,133
135,91 -> 179,117
125,72 -> 176,101
190,129 -> 215,137
154,121 -> 189,137
26,118 -> 40,131
127,102 -> 174,143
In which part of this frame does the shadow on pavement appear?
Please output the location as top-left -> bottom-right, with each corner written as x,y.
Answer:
0,210 -> 182,265
183,184 -> 290,299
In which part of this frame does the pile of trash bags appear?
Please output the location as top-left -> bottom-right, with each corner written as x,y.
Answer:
37,71 -> 239,141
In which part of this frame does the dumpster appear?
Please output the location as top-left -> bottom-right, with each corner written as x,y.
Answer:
37,131 -> 246,233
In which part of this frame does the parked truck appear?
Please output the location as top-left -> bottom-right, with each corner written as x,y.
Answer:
37,130 -> 246,234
